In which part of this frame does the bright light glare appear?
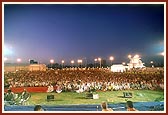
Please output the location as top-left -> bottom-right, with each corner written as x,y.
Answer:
50,59 -> 54,63
109,56 -> 114,61
77,59 -> 82,63
160,52 -> 164,56
94,58 -> 97,61
4,45 -> 13,56
71,60 -> 74,64
4,57 -> 8,61
98,58 -> 101,61
128,55 -> 132,58
17,58 -> 21,62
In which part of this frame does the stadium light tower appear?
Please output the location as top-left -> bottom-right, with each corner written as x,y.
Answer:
98,58 -> 101,68
109,56 -> 114,65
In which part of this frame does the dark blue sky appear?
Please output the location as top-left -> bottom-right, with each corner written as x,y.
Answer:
4,4 -> 164,65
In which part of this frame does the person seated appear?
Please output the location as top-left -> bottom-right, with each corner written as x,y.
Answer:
126,101 -> 138,111
56,85 -> 62,93
47,84 -> 54,93
101,101 -> 113,111
4,89 -> 15,105
19,89 -> 31,105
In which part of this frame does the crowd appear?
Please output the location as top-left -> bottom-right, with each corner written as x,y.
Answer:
4,68 -> 164,93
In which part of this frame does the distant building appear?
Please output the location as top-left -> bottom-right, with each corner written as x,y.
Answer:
4,64 -> 47,72
111,64 -> 128,72
28,64 -> 47,71
29,60 -> 38,64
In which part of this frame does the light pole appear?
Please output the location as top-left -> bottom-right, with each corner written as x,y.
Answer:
94,58 -> 97,68
150,61 -> 154,68
98,58 -> 101,68
61,60 -> 64,68
17,58 -> 21,71
109,56 -> 114,66
77,59 -> 82,68
50,59 -> 54,69
71,60 -> 74,67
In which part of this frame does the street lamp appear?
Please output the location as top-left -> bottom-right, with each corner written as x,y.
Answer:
71,60 -> 74,67
98,58 -> 101,68
61,60 -> 64,68
50,59 -> 54,69
17,58 -> 21,71
109,56 -> 114,65
77,59 -> 82,68
150,61 -> 154,68
94,58 -> 97,68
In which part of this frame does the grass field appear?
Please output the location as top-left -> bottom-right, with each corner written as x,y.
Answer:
27,90 -> 164,106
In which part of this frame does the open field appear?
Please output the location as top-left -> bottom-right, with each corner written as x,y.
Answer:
27,90 -> 164,106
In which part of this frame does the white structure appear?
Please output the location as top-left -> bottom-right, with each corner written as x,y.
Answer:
29,64 -> 47,71
127,55 -> 145,69
111,64 -> 127,72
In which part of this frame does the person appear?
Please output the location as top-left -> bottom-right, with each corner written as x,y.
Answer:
19,89 -> 31,105
126,101 -> 138,111
4,89 -> 15,105
101,101 -> 113,111
47,84 -> 54,93
34,105 -> 44,111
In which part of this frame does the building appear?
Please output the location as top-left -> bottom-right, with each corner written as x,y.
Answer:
4,63 -> 47,72
28,64 -> 47,71
111,64 -> 128,72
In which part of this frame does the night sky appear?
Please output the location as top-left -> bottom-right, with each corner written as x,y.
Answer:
4,4 -> 164,65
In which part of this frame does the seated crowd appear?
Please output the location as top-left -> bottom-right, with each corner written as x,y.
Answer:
4,68 -> 164,93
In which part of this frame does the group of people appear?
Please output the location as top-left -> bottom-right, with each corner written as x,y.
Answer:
101,101 -> 138,111
4,89 -> 31,105
4,68 -> 164,93
33,101 -> 138,111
